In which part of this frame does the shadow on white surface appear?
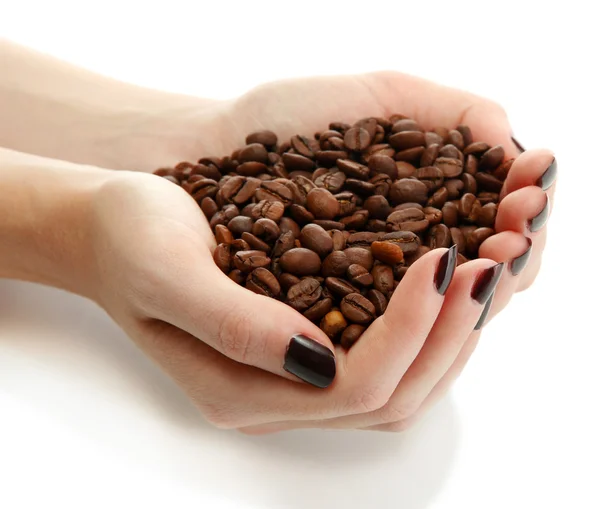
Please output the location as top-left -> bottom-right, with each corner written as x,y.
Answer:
0,280 -> 460,509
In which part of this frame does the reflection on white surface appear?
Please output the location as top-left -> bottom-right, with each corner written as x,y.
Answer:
0,280 -> 459,508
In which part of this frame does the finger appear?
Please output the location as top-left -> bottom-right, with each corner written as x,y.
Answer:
364,330 -> 482,433
500,149 -> 557,200
495,186 -> 550,235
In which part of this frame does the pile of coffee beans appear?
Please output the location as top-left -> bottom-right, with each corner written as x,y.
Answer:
154,114 -> 511,348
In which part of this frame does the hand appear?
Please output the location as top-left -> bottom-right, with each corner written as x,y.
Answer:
90,72 -> 555,433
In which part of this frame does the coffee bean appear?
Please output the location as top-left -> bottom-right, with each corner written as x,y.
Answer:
246,130 -> 278,147
340,293 -> 376,325
423,206 -> 443,225
366,289 -> 388,316
279,217 -> 301,238
466,227 -> 495,255
476,203 -> 497,227
363,195 -> 391,220
372,264 -> 394,296
381,231 -> 420,255
343,247 -> 374,271
215,224 -> 234,244
330,229 -> 346,251
456,125 -> 473,146
464,141 -> 490,156
325,277 -> 361,298
282,152 -> 315,172
280,247 -> 321,276
434,157 -> 463,178
461,173 -> 478,195
415,166 -> 444,191
320,311 -> 348,339
228,216 -> 255,235
448,130 -> 465,150
420,143 -> 440,167
289,204 -> 315,225
394,146 -> 425,163
239,143 -> 269,164
387,208 -> 429,233
425,131 -> 444,147
450,227 -> 466,253
340,324 -> 366,349
271,231 -> 296,258
252,200 -> 285,222
340,211 -> 369,230
389,131 -> 426,150
464,154 -> 479,176
303,298 -> 333,322
246,268 -> 281,298
231,238 -> 250,252
200,197 -> 219,219
479,145 -> 505,170
370,174 -> 392,197
428,224 -> 452,249
209,203 -> 239,229
316,150 -> 349,167
493,158 -> 513,181
321,251 -> 350,277
364,144 -> 396,160
213,243 -> 232,273
427,187 -> 449,208
255,180 -> 293,206
475,172 -> 504,193
347,264 -> 374,286
389,178 -> 429,205
314,219 -> 347,231
252,218 -> 280,241
477,192 -> 499,206
344,179 -> 375,196
228,269 -> 246,285
439,144 -> 462,160
299,224 -> 334,258
337,159 -> 370,180
368,155 -> 398,179
242,232 -> 270,252
371,240 -> 405,265
279,273 -> 301,293
346,232 -> 380,248
334,191 -> 357,216
396,161 -> 416,179
306,188 -> 340,219
287,278 -> 323,311
233,250 -> 271,273
314,169 -> 346,193
291,135 -> 317,158
344,127 -> 371,151
458,193 -> 480,222
189,178 -> 219,202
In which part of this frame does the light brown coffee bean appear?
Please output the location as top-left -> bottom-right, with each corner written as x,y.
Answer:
343,247 -> 374,271
320,311 -> 348,339
280,248 -> 321,276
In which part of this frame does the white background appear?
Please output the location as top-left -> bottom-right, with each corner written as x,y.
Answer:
1,1 -> 599,508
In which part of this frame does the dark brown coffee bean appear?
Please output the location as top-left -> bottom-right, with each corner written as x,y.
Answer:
343,247 -> 374,271
340,293 -> 376,325
456,125 -> 473,146
329,121 -> 351,133
246,130 -> 277,148
231,238 -> 250,252
493,158 -> 513,181
425,131 -> 444,147
290,135 -> 317,158
271,231 -> 296,258
315,150 -> 349,167
237,161 -> 267,177
466,227 -> 495,255
344,179 -> 375,196
228,216 -> 254,235
314,169 -> 346,193
370,174 -> 392,197
439,144 -> 462,160
372,264 -> 394,296
339,210 -> 369,230
371,240 -> 405,265
214,224 -> 234,245
200,197 -> 218,219
479,145 -> 505,170
389,179 -> 429,205
424,206 -> 442,225
314,219 -> 346,230
340,324 -> 366,349
427,187 -> 449,208
394,265 -> 409,280
434,157 -> 463,178
347,264 -> 374,286
475,172 -> 504,193
363,195 -> 391,220
346,232 -> 380,248
463,141 -> 490,156
287,278 -> 323,311
477,203 -> 497,227
450,227 -> 466,254
319,130 -> 344,148
191,163 -> 222,181
391,118 -> 423,133
279,273 -> 301,293
394,146 -> 425,163
352,117 -> 378,139
228,269 -> 246,285
213,243 -> 232,273
321,251 -> 350,277
251,200 -> 285,222
428,224 -> 452,249
465,154 -> 479,176
389,131 -> 426,150
333,191 -> 357,216
364,143 -> 396,161
386,208 -> 429,233
221,176 -> 261,205
255,180 -> 293,206
366,289 -> 388,316
289,204 -> 315,225
447,129 -> 465,150
292,175 -> 317,201
252,218 -> 280,241
343,127 -> 371,151
382,231 -> 420,255
246,268 -> 281,298
282,152 -> 315,172
278,217 -> 300,238
303,298 -> 333,322
306,188 -> 340,220
404,245 -> 431,267
458,193 -> 478,220
457,253 -> 469,265
299,224 -> 333,258
189,178 -> 219,202
395,161 -> 416,179
330,229 -> 346,251
320,310 -> 348,339
233,250 -> 271,273
477,192 -> 499,206
442,179 -> 463,200
325,277 -> 361,298
415,166 -> 444,191
420,143 -> 440,167
238,143 -> 269,164
337,159 -> 369,180
242,232 -> 270,252
461,173 -> 478,195
279,247 -> 321,276
209,204 -> 239,229
368,155 -> 398,179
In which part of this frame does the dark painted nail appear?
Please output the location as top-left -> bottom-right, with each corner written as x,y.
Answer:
528,194 -> 550,232
509,238 -> 533,276
284,335 -> 336,388
536,158 -> 557,190
471,262 -> 504,304
474,293 -> 495,330
435,244 -> 457,295
511,136 -> 525,153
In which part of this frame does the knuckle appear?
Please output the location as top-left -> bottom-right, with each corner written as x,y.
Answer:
215,307 -> 262,365
347,384 -> 391,414
379,397 -> 421,423
201,402 -> 238,430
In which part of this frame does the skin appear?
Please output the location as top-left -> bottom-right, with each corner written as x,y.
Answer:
0,41 -> 556,433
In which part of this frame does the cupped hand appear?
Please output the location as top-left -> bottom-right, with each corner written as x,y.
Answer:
94,71 -> 555,432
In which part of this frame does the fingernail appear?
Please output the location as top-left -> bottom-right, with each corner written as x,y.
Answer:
284,335 -> 336,389
527,194 -> 550,232
435,244 -> 458,295
511,136 -> 525,153
471,262 -> 504,304
536,157 -> 557,190
509,238 -> 533,276
474,292 -> 495,331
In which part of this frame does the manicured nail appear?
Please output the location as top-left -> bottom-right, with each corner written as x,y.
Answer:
536,157 -> 557,190
511,136 -> 525,153
471,262 -> 504,304
435,244 -> 458,295
509,238 -> 533,276
284,335 -> 336,388
527,194 -> 550,232
474,292 -> 495,330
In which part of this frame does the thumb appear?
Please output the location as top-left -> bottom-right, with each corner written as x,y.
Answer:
152,254 -> 337,389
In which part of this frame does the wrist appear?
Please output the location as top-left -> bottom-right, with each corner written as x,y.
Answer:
0,148 -> 113,299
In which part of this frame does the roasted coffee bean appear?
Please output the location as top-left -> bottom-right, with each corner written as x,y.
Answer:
427,187 -> 449,208
287,278 -> 323,311
306,188 -> 340,219
420,143 -> 440,167
394,202 -> 424,212
439,144 -> 462,160
458,193 -> 479,221
382,231 -> 420,255
434,157 -> 463,178
394,146 -> 425,163
394,265 -> 409,280
320,311 -> 348,339
215,224 -> 234,245
428,224 -> 452,249
396,161 -> 416,179
363,195 -> 391,220
493,158 -> 513,181
425,131 -> 444,147
242,232 -> 270,252
346,232 -> 380,248
255,180 -> 293,205
314,169 -> 346,193
370,174 -> 392,197
340,324 -> 366,349
343,247 -> 374,271
340,293 -> 376,325
246,268 -> 281,298
279,247 -> 321,276
424,206 -> 443,225
279,217 -> 301,238
389,179 -> 429,205
299,224 -> 334,258
391,119 -> 422,133
456,125 -> 473,146
344,127 -> 371,151
340,211 -> 369,230
213,243 -> 232,273
315,150 -> 349,167
246,130 -> 278,148
314,219 -> 347,230
279,273 -> 301,293
334,191 -> 357,216
372,263 -> 394,296
448,130 -> 465,150
220,177 -> 260,205
475,172 -> 504,193
289,204 -> 315,224
450,227 -> 466,253
228,216 -> 255,235
200,197 -> 219,219
415,166 -> 444,191
364,144 -> 396,160
444,179 -> 464,199
344,179 -> 375,195
477,203 -> 497,227
231,238 -> 251,252
347,264 -> 374,286
271,231 -> 296,258
291,134 -> 317,158
389,131 -> 426,150
233,250 -> 271,273
303,298 -> 333,322
337,159 -> 370,180
238,143 -> 269,164
405,245 -> 431,267
252,200 -> 285,222
464,141 -> 490,156
478,192 -> 499,206
325,277 -> 361,298
479,145 -> 505,170
237,161 -> 267,177
228,269 -> 246,285
461,173 -> 478,195
252,218 -> 280,241
464,154 -> 479,176
282,152 -> 315,172
210,204 -> 239,228
189,178 -> 219,202
466,227 -> 495,255
371,240 -> 405,265
387,208 -> 429,233
321,251 -> 350,277
366,289 -> 388,316
368,155 -> 398,179
330,229 -> 346,251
